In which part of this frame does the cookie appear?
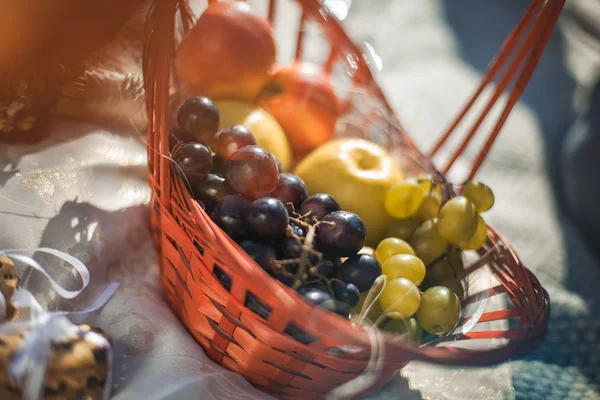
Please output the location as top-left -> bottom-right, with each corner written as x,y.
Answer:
0,256 -> 20,321
44,327 -> 110,400
0,331 -> 25,391
0,325 -> 111,400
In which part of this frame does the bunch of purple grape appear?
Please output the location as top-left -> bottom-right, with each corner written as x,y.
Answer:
172,96 -> 382,318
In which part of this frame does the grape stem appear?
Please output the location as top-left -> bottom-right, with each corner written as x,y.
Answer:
418,177 -> 444,186
273,259 -> 300,266
292,223 -> 317,290
308,267 -> 337,296
427,248 -> 451,268
271,263 -> 299,280
415,177 -> 461,204
282,209 -> 340,292
320,220 -> 336,230
289,216 -> 310,229
286,202 -> 296,213
272,223 -> 324,287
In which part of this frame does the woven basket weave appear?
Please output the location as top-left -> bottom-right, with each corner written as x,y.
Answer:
144,0 -> 561,398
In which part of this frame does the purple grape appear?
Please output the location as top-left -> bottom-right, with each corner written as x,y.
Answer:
308,252 -> 321,267
211,154 -> 227,177
299,287 -> 336,312
169,129 -> 194,150
210,195 -> 251,239
333,282 -> 360,308
274,157 -> 284,173
226,145 -> 279,200
338,254 -> 381,292
239,240 -> 276,272
177,97 -> 220,145
213,125 -> 257,160
275,274 -> 295,287
292,225 -> 305,237
300,194 -> 340,220
276,236 -> 301,260
334,304 -> 352,317
270,173 -> 309,212
247,197 -> 289,240
317,211 -> 366,257
301,280 -> 329,291
173,142 -> 213,182
314,257 -> 340,278
320,257 -> 341,277
192,174 -> 234,212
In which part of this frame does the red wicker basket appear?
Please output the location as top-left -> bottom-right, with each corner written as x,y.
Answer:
144,0 -> 561,398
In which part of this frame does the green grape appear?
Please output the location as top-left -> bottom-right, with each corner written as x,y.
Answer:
382,254 -> 426,285
416,286 -> 461,335
437,196 -> 478,245
415,176 -> 441,194
420,277 -> 434,291
387,217 -> 423,240
352,292 -> 383,321
417,177 -> 433,193
385,181 -> 424,219
409,219 -> 448,265
438,277 -> 465,300
427,259 -> 455,283
375,237 -> 415,264
447,247 -> 464,277
463,181 -> 495,212
379,277 -> 420,319
383,317 -> 423,344
459,214 -> 488,250
417,193 -> 441,220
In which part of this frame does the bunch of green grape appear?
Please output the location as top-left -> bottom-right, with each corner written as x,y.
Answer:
385,178 -> 495,259
366,178 -> 495,341
372,237 -> 461,339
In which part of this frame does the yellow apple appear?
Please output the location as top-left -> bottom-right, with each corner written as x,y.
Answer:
214,101 -> 292,171
294,138 -> 404,246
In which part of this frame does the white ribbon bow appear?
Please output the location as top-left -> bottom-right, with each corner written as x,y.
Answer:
1,248 -> 90,299
0,248 -> 120,400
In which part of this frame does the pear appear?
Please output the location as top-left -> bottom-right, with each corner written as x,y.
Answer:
214,101 -> 292,171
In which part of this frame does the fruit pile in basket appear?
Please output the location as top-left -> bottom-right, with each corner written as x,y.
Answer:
170,91 -> 497,344
169,0 -> 500,345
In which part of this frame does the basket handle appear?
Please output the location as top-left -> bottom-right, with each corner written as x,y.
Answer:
144,0 -> 195,215
292,0 -> 565,182
429,0 -> 565,181
144,0 -> 176,213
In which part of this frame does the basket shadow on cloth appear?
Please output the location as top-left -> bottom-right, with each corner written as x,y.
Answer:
143,0 -> 560,398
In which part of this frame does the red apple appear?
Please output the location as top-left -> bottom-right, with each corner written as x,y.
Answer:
175,2 -> 276,103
